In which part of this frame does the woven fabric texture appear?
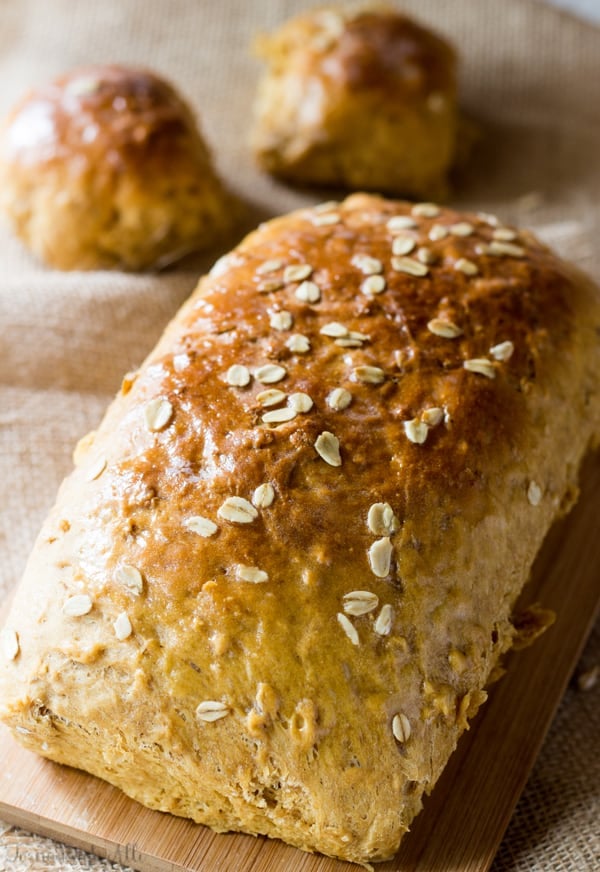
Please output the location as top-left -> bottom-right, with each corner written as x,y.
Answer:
0,0 -> 598,870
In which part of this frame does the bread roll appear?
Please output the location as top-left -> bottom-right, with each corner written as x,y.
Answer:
1,194 -> 599,864
0,65 -> 231,270
252,7 -> 457,197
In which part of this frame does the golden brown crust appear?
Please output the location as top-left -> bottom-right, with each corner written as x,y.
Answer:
1,194 -> 599,864
0,65 -> 231,270
252,7 -> 458,196
312,8 -> 455,96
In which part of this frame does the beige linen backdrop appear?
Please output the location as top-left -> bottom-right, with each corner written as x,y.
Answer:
0,0 -> 598,869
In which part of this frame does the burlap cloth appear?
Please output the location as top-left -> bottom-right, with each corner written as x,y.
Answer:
0,0 -> 598,869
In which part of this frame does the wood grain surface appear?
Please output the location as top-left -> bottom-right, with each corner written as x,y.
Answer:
1,450 -> 598,872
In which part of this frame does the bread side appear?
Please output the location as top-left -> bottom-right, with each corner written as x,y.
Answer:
1,194 -> 599,864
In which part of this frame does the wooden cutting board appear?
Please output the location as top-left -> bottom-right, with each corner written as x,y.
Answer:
1,451 -> 599,872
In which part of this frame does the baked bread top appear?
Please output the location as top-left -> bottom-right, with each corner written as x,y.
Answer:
3,64 -> 203,167
1,194 -> 599,863
256,6 -> 455,99
0,65 -> 231,270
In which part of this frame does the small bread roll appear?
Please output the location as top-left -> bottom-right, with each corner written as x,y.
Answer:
252,6 -> 458,197
0,65 -> 231,270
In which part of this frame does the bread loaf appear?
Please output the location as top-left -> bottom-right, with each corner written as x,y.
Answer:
1,194 -> 599,864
